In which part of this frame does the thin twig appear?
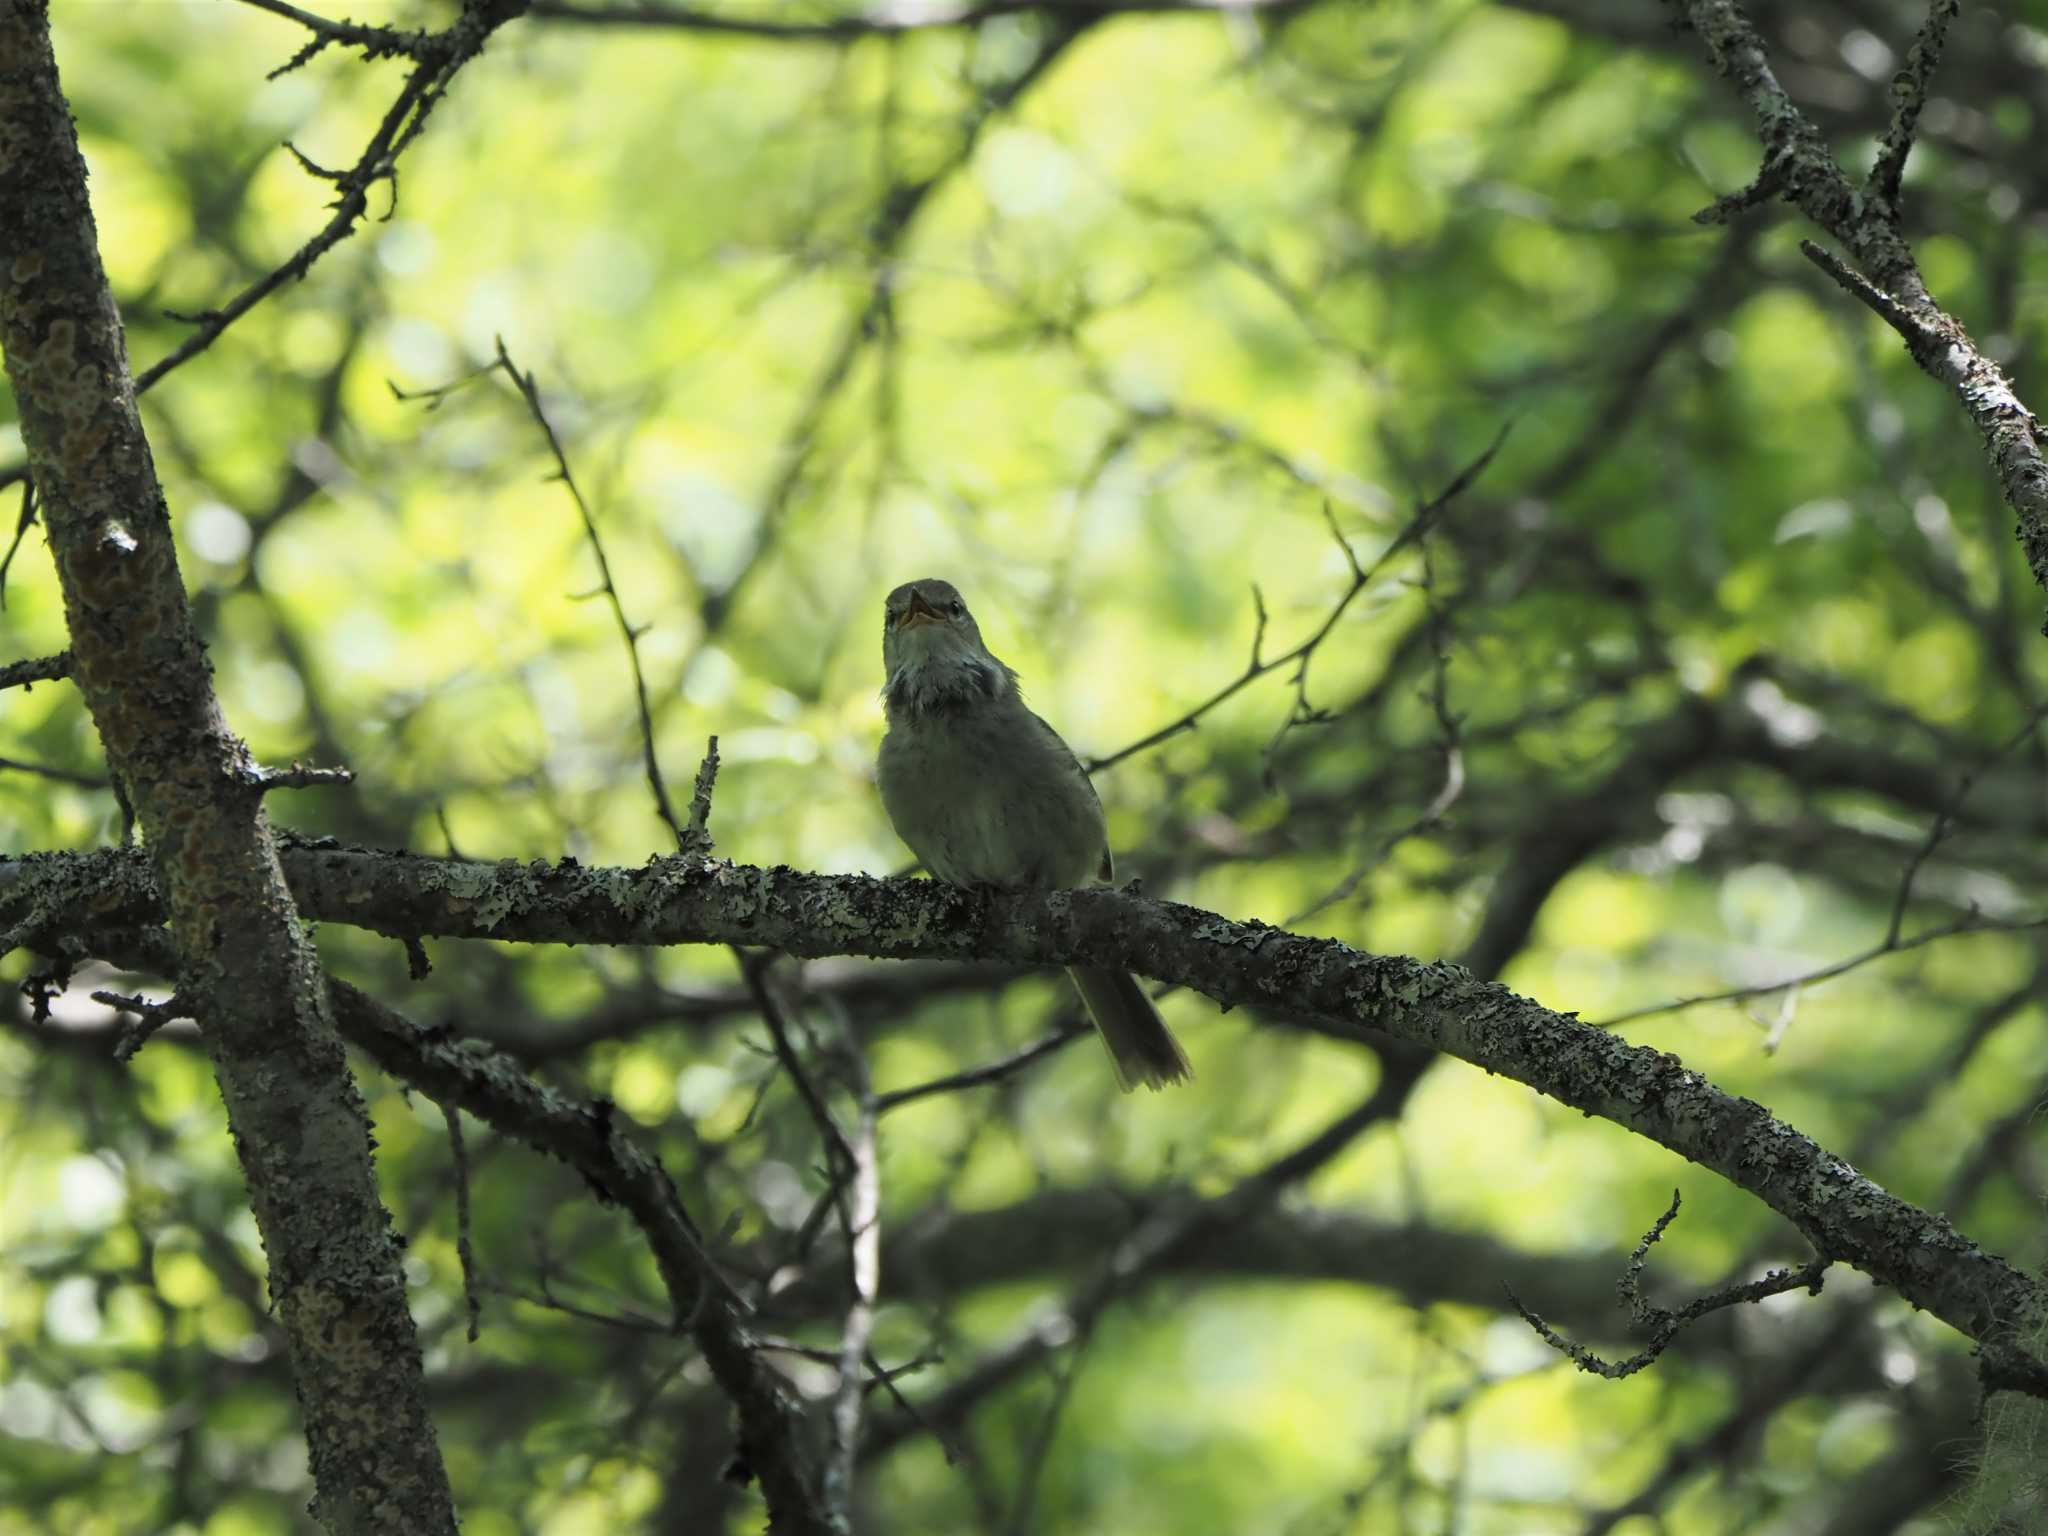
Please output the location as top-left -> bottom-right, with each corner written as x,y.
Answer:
498,341 -> 684,848
740,956 -> 857,1174
1798,240 -> 1941,347
864,1091 -> 1392,1461
1507,1191 -> 1828,1379
1869,0 -> 1960,213
874,1023 -> 1090,1114
241,761 -> 355,794
0,651 -> 69,691
530,0 -> 1310,37
1596,706 -> 2047,1032
397,340 -> 689,848
233,0 -> 441,67
1886,705 -> 2048,946
131,4 -> 511,397
91,989 -> 195,1062
0,755 -> 106,789
0,477 -> 37,608
1088,422 -> 1509,775
444,1103 -> 483,1342
1005,1335 -> 1092,1536
1590,912 -> 2048,1030
494,1282 -> 668,1333
1286,531 -> 1466,924
823,1056 -> 880,1518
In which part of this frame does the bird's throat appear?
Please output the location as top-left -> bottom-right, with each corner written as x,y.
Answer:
883,652 -> 1013,720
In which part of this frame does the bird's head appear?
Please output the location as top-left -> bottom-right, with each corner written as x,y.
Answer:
882,577 -> 990,673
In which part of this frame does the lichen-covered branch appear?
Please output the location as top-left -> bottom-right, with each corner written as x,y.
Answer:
0,648 -> 70,690
1672,0 -> 2048,616
0,6 -> 456,1530
6,841 -> 2044,1375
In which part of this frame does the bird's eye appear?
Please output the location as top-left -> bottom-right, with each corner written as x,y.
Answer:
948,601 -> 964,616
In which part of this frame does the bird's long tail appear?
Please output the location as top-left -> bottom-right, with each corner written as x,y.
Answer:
1067,967 -> 1193,1092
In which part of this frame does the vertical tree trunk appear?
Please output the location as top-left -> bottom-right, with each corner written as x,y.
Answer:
0,5 -> 458,1531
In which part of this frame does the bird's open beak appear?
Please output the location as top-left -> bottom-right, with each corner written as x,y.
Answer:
894,591 -> 942,631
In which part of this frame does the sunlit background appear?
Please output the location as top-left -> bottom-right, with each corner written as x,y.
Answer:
4,0 -> 2046,1531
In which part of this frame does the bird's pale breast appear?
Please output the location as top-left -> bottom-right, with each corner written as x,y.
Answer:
878,699 -> 1106,890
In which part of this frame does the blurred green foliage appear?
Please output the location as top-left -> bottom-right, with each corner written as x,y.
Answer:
4,0 -> 2046,1532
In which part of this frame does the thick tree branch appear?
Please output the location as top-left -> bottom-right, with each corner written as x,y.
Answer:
6,843 -> 2044,1378
0,7 -> 457,1531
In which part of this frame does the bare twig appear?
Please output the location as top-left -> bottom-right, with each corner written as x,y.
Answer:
753,1337 -> 937,1384
233,0 -> 441,70
740,956 -> 857,1174
1286,531 -> 1466,925
90,988 -> 196,1062
1597,705 -> 2047,1031
494,1282 -> 667,1333
0,477 -> 36,608
1507,1191 -> 1829,1380
397,339 -> 688,849
241,760 -> 356,794
1590,912 -> 2048,1030
1005,1336 -> 1092,1536
131,2 -> 517,398
1886,706 -> 2048,946
1869,0 -> 1960,214
504,339 -> 686,848
874,1023 -> 1091,1113
444,1103 -> 483,1342
530,0 -> 1308,40
1089,422 -> 1508,775
824,1056 -> 880,1518
0,755 -> 106,790
685,19 -> 1089,643
1798,240 -> 1941,348
520,341 -> 687,847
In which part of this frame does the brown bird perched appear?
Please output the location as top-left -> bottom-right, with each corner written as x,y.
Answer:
876,577 -> 1192,1090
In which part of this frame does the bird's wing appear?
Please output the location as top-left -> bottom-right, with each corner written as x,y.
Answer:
1024,706 -> 1115,884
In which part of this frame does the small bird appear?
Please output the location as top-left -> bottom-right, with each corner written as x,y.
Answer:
877,577 -> 1192,1091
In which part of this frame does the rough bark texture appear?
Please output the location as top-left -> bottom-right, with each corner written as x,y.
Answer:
0,7 -> 456,1532
7,841 -> 2044,1370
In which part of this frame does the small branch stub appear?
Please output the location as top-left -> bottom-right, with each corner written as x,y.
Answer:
243,761 -> 356,794
1,651 -> 73,691
683,735 -> 720,858
91,988 -> 196,1062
